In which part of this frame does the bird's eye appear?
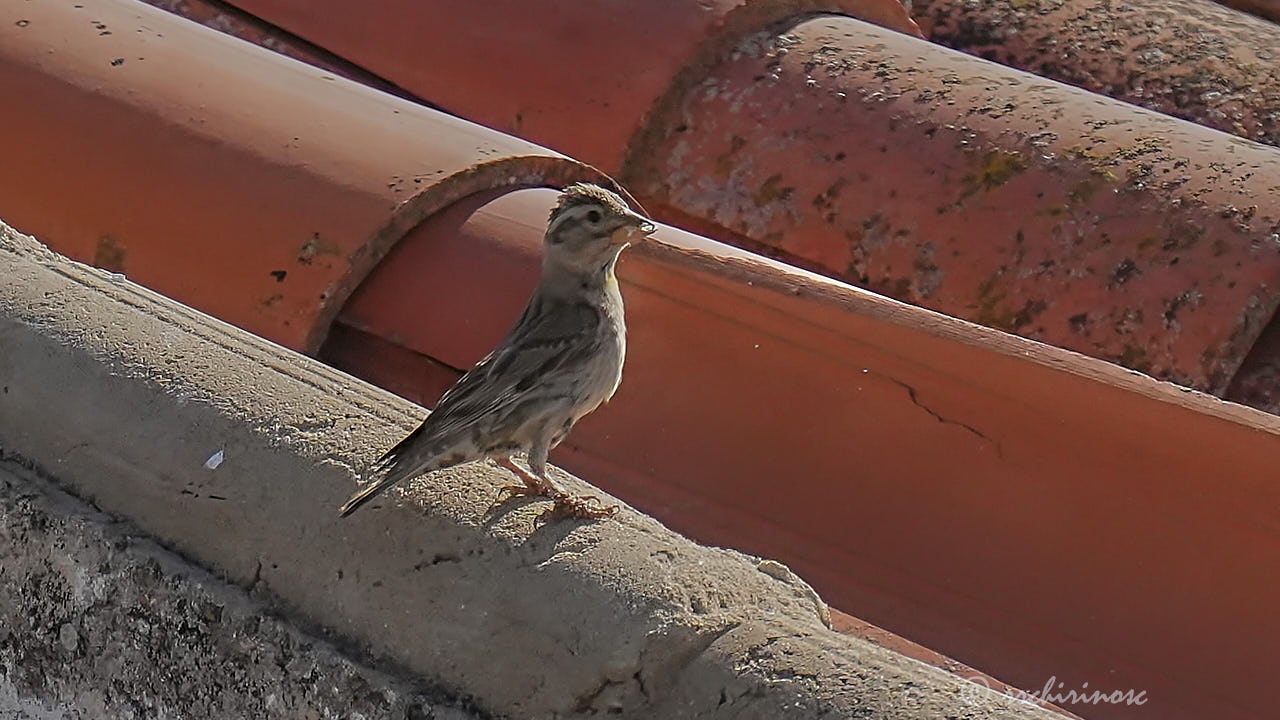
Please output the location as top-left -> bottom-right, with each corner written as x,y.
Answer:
586,210 -> 602,223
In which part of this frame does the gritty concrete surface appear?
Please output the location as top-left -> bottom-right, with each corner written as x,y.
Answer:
0,219 -> 1066,719
0,459 -> 478,720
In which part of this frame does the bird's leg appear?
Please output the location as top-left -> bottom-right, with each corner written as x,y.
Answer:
528,443 -> 619,521
492,448 -> 616,519
494,455 -> 557,498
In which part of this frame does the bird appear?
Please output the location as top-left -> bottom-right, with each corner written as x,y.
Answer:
339,182 -> 656,520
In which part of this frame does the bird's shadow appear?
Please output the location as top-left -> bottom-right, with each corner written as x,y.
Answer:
483,491 -> 587,525
480,490 -> 608,554
481,490 -> 543,524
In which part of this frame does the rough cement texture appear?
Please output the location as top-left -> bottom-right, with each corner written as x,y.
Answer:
0,219 -> 1064,719
0,459 -> 478,719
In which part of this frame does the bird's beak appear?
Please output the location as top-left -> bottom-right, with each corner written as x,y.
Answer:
630,214 -> 657,237
612,216 -> 657,245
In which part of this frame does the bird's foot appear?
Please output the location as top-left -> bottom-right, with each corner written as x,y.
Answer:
492,456 -> 617,521
494,456 -> 558,501
543,493 -> 619,521
496,477 -> 555,502
496,481 -> 552,502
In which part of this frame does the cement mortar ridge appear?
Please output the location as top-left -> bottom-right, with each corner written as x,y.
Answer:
0,219 -> 1063,718
0,458 -> 482,720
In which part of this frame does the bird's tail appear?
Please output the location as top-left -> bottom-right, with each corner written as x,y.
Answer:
338,447 -> 417,517
338,472 -> 400,517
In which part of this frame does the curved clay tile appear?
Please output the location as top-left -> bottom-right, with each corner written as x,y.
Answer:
0,0 -> 618,352
132,0 -> 413,97
912,0 -> 1280,149
139,0 -> 1280,407
211,0 -> 923,169
323,186 -> 1280,720
5,2 -> 1280,716
622,16 -> 1280,396
1215,0 -> 1280,22
905,0 -> 1280,410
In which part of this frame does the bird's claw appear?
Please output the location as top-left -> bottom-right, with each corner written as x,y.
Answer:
493,486 -> 616,520
543,493 -> 619,521
495,481 -> 550,503
491,459 -> 616,520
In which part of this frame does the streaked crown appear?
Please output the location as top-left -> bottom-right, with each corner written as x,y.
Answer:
545,182 -> 654,240
550,183 -> 634,222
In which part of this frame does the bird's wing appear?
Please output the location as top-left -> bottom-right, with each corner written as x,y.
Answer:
375,296 -> 603,464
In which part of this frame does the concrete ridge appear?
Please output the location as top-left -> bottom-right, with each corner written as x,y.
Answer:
0,220 -> 1064,718
0,458 -> 481,720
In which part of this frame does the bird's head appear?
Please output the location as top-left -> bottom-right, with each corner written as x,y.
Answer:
543,183 -> 656,279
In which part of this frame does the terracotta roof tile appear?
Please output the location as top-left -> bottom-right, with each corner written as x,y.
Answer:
216,0 -> 922,169
138,0 -> 1280,406
0,0 -> 617,352
6,3 -> 1280,719
326,186 -> 1280,720
913,0 -> 1280,149
623,16 -> 1280,395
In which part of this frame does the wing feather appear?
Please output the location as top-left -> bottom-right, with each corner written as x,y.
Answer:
376,296 -> 603,463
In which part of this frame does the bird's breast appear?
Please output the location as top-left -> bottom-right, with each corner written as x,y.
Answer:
576,298 -> 627,417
